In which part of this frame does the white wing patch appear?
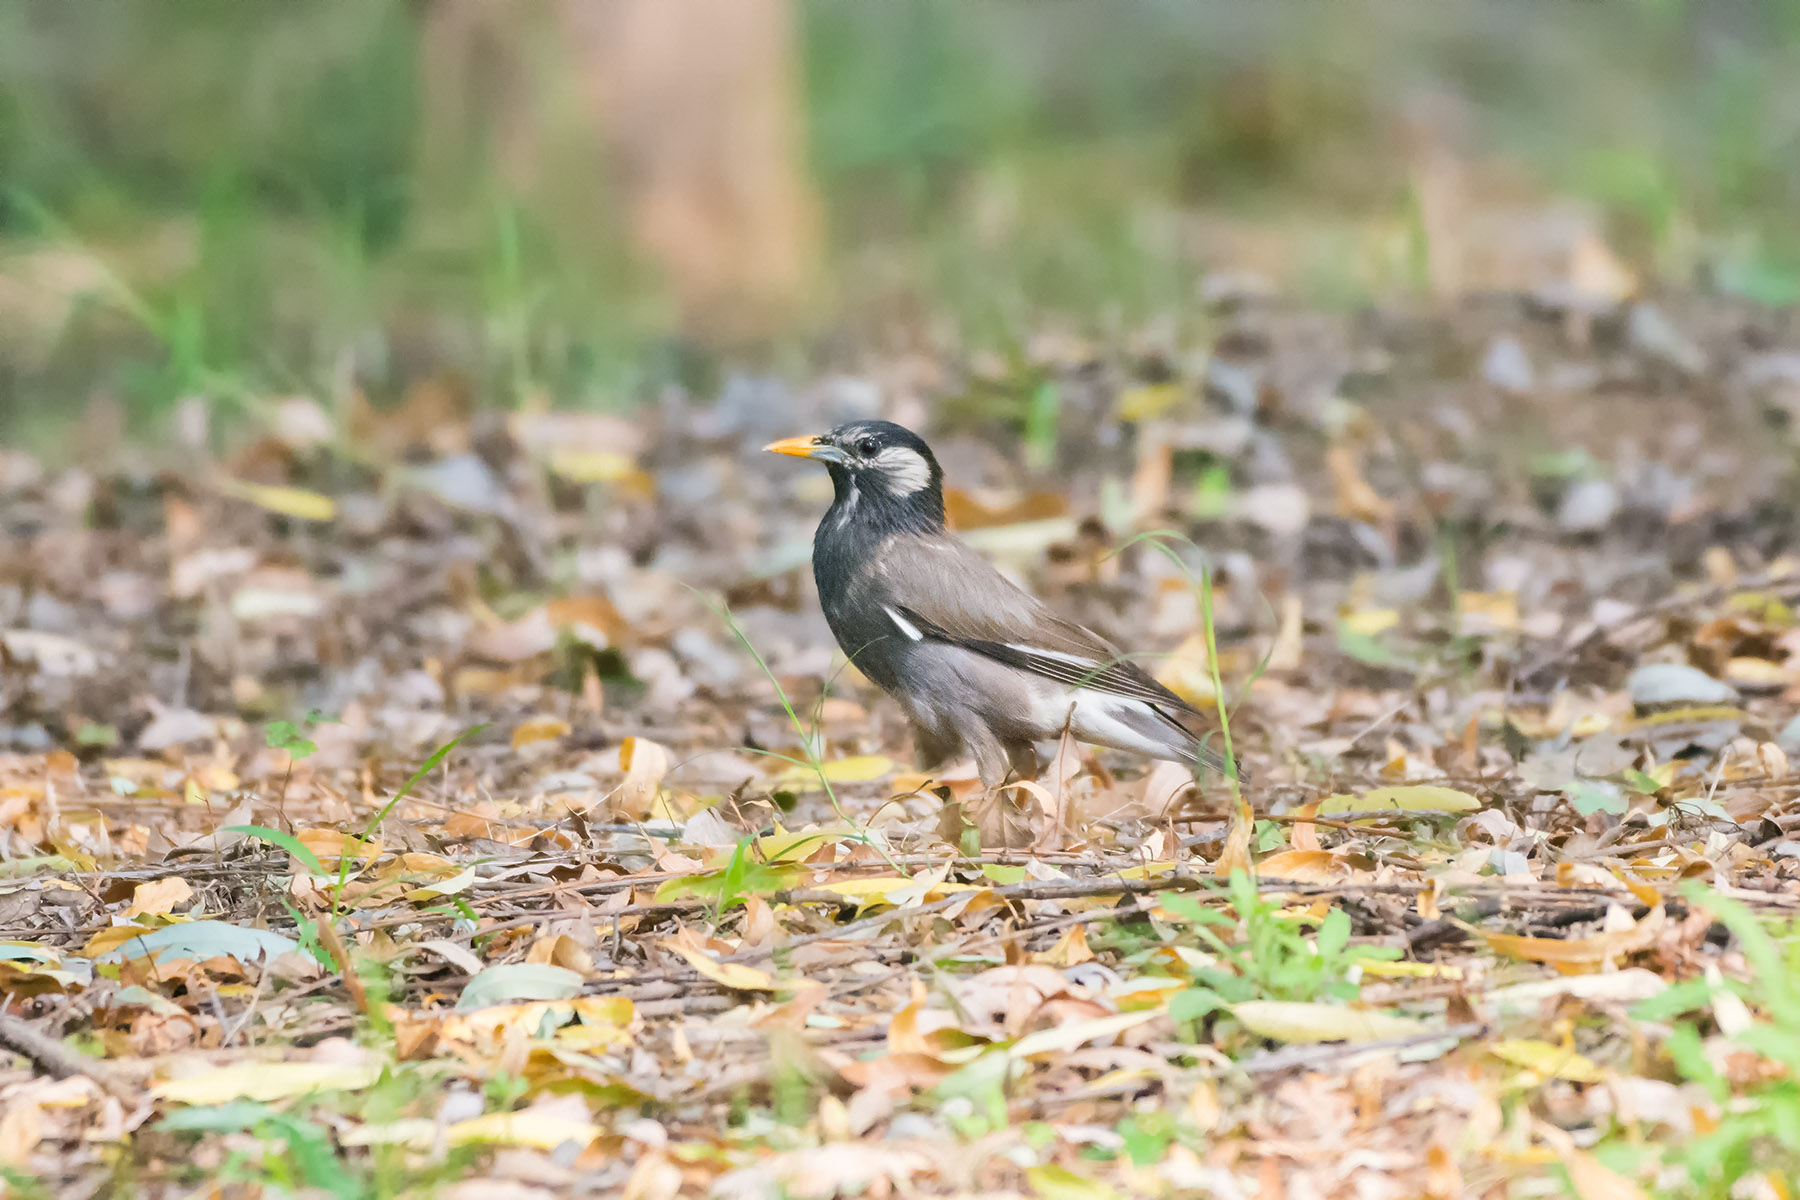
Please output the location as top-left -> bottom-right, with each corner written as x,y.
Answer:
1007,644 -> 1095,669
886,606 -> 924,641
874,446 -> 933,496
1048,691 -> 1184,760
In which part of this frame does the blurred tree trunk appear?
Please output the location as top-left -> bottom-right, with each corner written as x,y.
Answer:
414,0 -> 819,341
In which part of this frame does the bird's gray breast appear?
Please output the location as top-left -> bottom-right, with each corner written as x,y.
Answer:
813,522 -> 911,691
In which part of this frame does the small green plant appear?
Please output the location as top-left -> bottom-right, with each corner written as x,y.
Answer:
932,1049 -> 1012,1138
160,1103 -> 359,1200
693,589 -> 909,876
264,709 -> 337,760
1114,1109 -> 1179,1167
1111,529 -> 1270,794
1023,378 -> 1061,471
154,1071 -> 486,1200
233,726 -> 481,915
1155,871 -> 1399,1024
1628,888 -> 1800,1197
227,727 -> 484,1023
0,1166 -> 50,1200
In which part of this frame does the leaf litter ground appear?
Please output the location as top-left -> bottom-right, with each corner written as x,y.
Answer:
3,291 -> 1800,1197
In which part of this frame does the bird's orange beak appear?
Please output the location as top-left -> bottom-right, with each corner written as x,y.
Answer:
763,434 -> 827,459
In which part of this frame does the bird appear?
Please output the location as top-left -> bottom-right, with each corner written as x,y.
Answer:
765,420 -> 1230,789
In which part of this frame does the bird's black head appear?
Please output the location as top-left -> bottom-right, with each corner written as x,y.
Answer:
765,420 -> 945,532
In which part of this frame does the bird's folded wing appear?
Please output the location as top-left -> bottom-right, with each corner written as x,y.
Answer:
871,536 -> 1200,712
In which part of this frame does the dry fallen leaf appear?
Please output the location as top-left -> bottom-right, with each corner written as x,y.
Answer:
662,927 -> 777,992
1489,1039 -> 1607,1083
1256,848 -> 1355,883
1214,799 -> 1254,876
511,715 -> 571,750
614,736 -> 670,817
1319,785 -> 1481,815
774,754 -> 896,787
1231,1001 -> 1426,1044
1481,907 -> 1665,969
944,787 -> 1041,850
153,1061 -> 382,1104
218,479 -> 337,523
1033,923 -> 1095,967
1535,1120 -> 1651,1200
1326,443 -> 1394,525
125,876 -> 195,918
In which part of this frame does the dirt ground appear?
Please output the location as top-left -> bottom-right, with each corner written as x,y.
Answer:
2,285 -> 1799,1198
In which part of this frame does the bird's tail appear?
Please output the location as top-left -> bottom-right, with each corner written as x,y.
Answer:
1153,705 -> 1247,784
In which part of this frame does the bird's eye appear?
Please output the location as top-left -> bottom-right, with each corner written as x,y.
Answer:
856,437 -> 880,457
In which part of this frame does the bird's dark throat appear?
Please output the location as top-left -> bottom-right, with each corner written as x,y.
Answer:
824,463 -> 945,537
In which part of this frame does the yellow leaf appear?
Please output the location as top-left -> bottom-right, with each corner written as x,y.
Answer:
1111,977 -> 1187,1009
1115,860 -> 1181,881
1457,591 -> 1519,633
810,875 -> 910,901
1033,924 -> 1094,967
546,450 -> 636,484
811,875 -> 978,906
661,929 -> 776,992
511,716 -> 570,749
125,877 -> 194,918
153,1061 -> 381,1104
1116,383 -> 1183,422
1354,959 -> 1463,980
1617,705 -> 1745,732
571,994 -> 634,1028
404,865 -> 478,902
448,1110 -> 602,1150
553,1022 -> 632,1052
82,926 -> 150,957
1230,1001 -> 1424,1044
774,755 -> 895,787
338,1119 -> 435,1150
1318,785 -> 1480,815
1340,608 -> 1399,637
1214,799 -> 1254,876
1489,1039 -> 1606,1083
219,479 -> 336,523
753,828 -> 844,863
1027,1163 -> 1121,1200
1725,657 -> 1791,688
1011,1010 -> 1157,1058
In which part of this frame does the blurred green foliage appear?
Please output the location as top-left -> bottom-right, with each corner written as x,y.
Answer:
2,0 -> 1800,443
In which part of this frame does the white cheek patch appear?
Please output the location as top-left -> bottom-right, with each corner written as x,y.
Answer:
874,446 -> 933,496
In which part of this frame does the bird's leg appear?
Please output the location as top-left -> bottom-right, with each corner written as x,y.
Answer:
1004,739 -> 1039,782
910,721 -> 961,774
970,734 -> 1013,794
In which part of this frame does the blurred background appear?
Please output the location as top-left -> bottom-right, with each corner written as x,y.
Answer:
2,0 -> 1799,451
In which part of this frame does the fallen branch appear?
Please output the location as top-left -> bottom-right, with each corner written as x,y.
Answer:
0,1012 -> 130,1098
